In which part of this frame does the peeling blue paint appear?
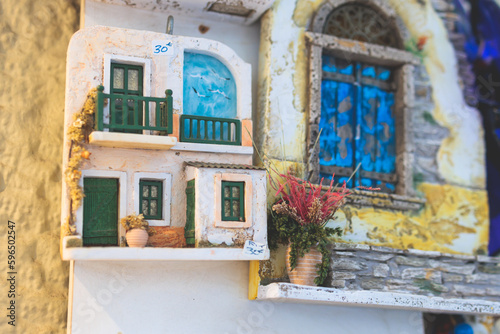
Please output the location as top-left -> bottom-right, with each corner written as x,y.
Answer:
319,55 -> 396,191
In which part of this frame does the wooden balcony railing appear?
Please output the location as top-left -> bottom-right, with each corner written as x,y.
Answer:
180,114 -> 241,146
95,85 -> 173,134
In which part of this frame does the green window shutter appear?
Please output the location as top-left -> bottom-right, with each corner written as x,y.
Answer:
139,180 -> 163,220
83,178 -> 119,246
185,179 -> 196,246
221,181 -> 245,221
110,62 -> 144,134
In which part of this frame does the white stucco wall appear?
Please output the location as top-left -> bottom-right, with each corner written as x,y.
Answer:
187,166 -> 267,246
70,261 -> 425,334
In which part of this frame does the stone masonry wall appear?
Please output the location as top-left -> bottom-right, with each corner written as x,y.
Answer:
412,65 -> 450,184
327,243 -> 500,302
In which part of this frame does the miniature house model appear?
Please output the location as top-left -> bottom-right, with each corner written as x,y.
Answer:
61,25 -> 268,257
61,0 -> 500,333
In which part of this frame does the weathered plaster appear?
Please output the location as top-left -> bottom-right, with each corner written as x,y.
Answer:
89,0 -> 275,25
386,0 -> 486,189
292,0 -> 324,27
258,1 -> 309,161
329,183 -> 489,255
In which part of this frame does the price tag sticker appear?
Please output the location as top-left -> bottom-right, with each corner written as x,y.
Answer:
152,40 -> 174,56
243,240 -> 266,257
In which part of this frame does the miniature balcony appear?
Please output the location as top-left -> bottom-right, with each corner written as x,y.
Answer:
180,114 -> 241,146
89,86 -> 177,150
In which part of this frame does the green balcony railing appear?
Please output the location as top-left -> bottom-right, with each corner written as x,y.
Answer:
180,115 -> 241,146
96,85 -> 173,134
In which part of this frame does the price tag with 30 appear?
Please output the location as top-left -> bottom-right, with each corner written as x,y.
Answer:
152,40 -> 174,56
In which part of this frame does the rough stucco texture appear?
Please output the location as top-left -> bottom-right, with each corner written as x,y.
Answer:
0,1 -> 78,333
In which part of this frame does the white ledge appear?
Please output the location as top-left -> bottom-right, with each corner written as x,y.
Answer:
172,142 -> 253,155
257,283 -> 500,315
62,246 -> 269,261
89,131 -> 177,150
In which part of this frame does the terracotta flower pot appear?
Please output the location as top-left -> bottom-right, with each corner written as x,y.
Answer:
126,228 -> 148,247
286,245 -> 322,286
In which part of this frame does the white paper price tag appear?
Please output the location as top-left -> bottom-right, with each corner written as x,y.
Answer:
243,240 -> 266,257
152,40 -> 174,56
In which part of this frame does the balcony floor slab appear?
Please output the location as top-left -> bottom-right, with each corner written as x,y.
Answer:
90,131 -> 177,150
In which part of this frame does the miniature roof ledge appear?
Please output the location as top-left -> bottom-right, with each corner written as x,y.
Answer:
257,283 -> 500,315
185,161 -> 266,170
90,0 -> 276,25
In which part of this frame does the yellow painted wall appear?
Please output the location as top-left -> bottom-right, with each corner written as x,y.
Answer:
335,183 -> 489,254
0,0 -> 78,332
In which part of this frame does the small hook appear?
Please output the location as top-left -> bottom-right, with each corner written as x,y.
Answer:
166,15 -> 174,35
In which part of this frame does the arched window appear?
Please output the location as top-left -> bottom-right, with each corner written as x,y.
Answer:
323,3 -> 402,48
181,52 -> 240,145
307,0 -> 417,194
183,52 -> 237,118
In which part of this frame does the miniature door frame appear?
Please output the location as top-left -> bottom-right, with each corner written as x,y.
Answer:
76,170 -> 127,243
102,54 -> 152,134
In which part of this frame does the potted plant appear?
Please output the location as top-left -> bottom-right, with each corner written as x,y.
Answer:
269,170 -> 352,286
120,214 -> 152,247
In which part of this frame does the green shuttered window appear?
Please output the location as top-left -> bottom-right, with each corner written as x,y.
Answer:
140,180 -> 162,220
185,179 -> 196,246
221,181 -> 245,221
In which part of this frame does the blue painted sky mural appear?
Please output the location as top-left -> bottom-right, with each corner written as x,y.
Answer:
183,52 -> 237,118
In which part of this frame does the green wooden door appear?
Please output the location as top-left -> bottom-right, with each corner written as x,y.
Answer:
83,178 -> 119,246
110,63 -> 144,133
184,179 -> 195,247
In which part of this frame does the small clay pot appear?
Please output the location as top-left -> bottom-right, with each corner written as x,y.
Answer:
126,228 -> 148,247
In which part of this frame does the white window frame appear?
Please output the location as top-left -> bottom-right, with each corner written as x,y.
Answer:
214,173 -> 253,229
102,54 -> 152,134
76,170 -> 128,242
133,172 -> 172,226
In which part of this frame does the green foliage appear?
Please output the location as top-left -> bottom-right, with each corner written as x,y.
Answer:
404,36 -> 427,61
120,214 -> 155,236
423,111 -> 438,126
269,210 -> 342,286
